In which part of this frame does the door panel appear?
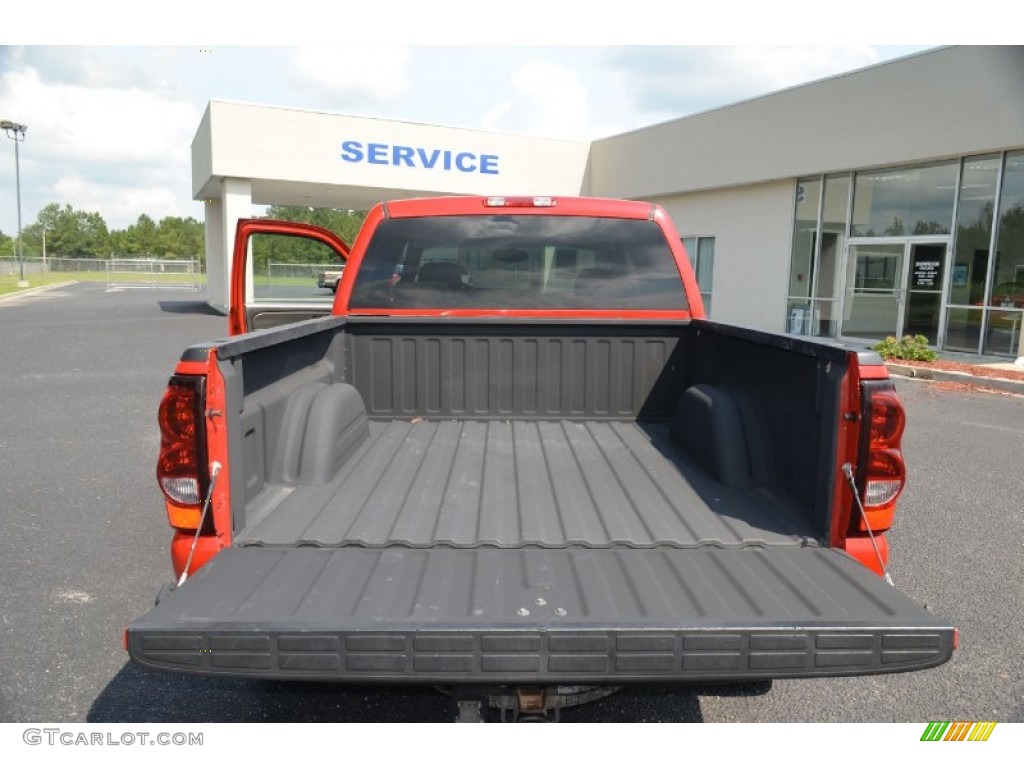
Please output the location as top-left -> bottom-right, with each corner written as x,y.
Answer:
230,219 -> 350,336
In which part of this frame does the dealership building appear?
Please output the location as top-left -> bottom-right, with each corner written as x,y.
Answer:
193,45 -> 1024,360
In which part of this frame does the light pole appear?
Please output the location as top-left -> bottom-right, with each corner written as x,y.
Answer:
1,120 -> 28,288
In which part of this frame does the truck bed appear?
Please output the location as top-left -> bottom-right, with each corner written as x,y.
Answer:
128,318 -> 955,683
238,419 -> 816,549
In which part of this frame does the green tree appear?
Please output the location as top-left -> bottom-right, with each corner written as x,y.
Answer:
264,206 -> 366,248
29,203 -> 110,257
0,229 -> 11,258
154,216 -> 204,259
127,214 -> 158,256
249,206 -> 363,272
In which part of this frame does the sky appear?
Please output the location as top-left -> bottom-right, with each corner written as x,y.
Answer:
0,7 -> 947,236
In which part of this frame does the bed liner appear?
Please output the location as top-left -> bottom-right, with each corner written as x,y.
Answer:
237,419 -> 818,549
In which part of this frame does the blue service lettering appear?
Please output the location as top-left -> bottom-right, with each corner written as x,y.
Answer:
367,143 -> 389,165
340,140 -> 499,175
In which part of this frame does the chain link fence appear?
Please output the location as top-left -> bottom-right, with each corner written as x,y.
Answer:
1,256 -> 205,290
106,258 -> 203,290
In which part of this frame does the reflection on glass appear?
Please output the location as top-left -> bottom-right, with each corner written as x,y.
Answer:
991,150 -> 1024,309
786,298 -> 813,335
814,300 -> 837,336
951,155 -> 999,307
983,310 -> 1024,356
815,233 -> 841,299
252,233 -> 344,304
787,298 -> 837,337
816,174 -> 850,300
697,238 -> 715,292
350,216 -> 687,311
788,178 -> 821,298
904,293 -> 942,339
853,246 -> 902,290
851,162 -> 957,237
944,308 -> 983,352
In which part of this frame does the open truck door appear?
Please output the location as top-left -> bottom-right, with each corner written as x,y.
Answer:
229,219 -> 349,336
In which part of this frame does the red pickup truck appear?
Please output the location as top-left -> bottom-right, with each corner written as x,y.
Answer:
128,195 -> 954,721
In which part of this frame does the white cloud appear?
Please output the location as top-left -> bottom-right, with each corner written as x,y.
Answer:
3,46 -> 165,91
0,64 -> 200,229
1,68 -> 198,165
289,46 -> 410,104
52,176 -> 196,229
480,61 -> 590,139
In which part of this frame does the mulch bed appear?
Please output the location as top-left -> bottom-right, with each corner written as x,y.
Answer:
886,358 -> 1024,383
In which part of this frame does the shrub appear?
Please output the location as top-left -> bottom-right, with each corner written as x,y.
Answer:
872,334 -> 939,362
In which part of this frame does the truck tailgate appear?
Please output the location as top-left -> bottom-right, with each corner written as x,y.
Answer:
127,546 -> 953,682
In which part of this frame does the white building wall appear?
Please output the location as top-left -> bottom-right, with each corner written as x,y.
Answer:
203,178 -> 254,312
203,198 -> 225,310
589,47 -> 1024,201
656,180 -> 795,333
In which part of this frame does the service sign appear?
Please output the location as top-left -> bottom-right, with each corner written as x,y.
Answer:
341,140 -> 500,175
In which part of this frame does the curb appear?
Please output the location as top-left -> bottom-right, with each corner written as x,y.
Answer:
0,281 -> 77,303
887,363 -> 1024,396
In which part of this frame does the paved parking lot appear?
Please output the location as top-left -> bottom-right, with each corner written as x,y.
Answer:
0,283 -> 1021,722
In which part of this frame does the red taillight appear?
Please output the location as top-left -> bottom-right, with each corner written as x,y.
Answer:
864,449 -> 905,508
856,385 -> 907,532
869,390 -> 905,447
156,376 -> 208,528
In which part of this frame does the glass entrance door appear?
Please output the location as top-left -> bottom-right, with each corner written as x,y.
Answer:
904,243 -> 946,341
841,240 -> 949,342
842,243 -> 905,340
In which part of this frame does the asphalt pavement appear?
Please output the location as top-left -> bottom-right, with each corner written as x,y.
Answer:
0,283 -> 1021,723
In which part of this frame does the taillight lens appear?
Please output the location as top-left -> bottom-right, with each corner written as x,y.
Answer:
156,376 -> 208,526
855,384 -> 907,532
864,449 -> 905,507
869,390 -> 905,447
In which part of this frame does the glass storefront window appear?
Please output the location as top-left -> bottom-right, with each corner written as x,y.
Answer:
814,300 -> 838,336
991,151 -> 1024,310
815,175 -> 850,301
788,178 -> 821,298
983,309 -> 1024,358
983,310 -> 1024,356
944,308 -> 984,353
950,155 -> 1000,307
682,236 -> 715,315
786,298 -> 813,335
786,151 -> 1024,354
851,162 -> 958,237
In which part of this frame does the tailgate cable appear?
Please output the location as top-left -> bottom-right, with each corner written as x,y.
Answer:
177,461 -> 222,587
842,462 -> 894,586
